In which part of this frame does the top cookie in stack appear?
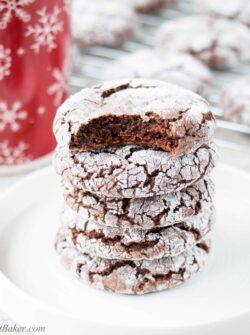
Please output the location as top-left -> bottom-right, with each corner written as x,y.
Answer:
54,79 -> 215,157
54,79 -> 217,294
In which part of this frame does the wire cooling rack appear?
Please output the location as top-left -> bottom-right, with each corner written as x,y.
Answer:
70,0 -> 250,154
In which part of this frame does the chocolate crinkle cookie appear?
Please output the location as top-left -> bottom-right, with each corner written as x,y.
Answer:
119,0 -> 176,13
220,76 -> 250,127
55,143 -> 217,198
101,50 -> 212,95
61,177 -> 215,229
53,79 -> 216,156
194,0 -> 250,27
57,204 -> 214,260
155,16 -> 250,69
55,235 -> 210,295
72,0 -> 138,47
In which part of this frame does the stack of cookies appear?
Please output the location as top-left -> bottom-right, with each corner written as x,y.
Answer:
54,79 -> 217,295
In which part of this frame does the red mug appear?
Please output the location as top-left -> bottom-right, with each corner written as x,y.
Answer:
0,0 -> 70,169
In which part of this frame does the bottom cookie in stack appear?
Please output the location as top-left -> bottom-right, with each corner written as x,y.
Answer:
55,205 -> 213,294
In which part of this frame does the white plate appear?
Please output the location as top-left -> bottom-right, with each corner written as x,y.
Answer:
0,164 -> 249,335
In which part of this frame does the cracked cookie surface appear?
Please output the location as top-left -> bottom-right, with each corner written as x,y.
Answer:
55,235 -> 210,294
101,50 -> 212,94
155,16 -> 250,69
55,143 -> 217,198
58,204 -> 214,260
62,177 -> 214,229
53,79 -> 215,156
220,76 -> 250,126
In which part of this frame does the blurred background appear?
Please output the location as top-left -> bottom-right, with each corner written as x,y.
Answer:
69,0 -> 250,172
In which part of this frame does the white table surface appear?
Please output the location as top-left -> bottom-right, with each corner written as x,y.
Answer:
0,146 -> 249,329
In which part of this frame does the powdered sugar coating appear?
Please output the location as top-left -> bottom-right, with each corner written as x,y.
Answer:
58,204 -> 214,260
56,236 -> 210,294
122,0 -> 176,13
155,16 -> 250,69
62,177 -> 214,229
72,0 -> 138,47
194,0 -> 250,27
55,144 -> 217,198
101,50 -> 212,94
220,76 -> 250,126
53,79 -> 215,156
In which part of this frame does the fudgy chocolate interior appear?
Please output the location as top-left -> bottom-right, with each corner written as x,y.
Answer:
69,112 -> 213,154
69,114 -> 179,153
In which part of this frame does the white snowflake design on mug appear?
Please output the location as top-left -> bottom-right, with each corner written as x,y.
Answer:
26,5 -> 64,53
0,101 -> 27,132
0,0 -> 36,30
0,140 -> 32,165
